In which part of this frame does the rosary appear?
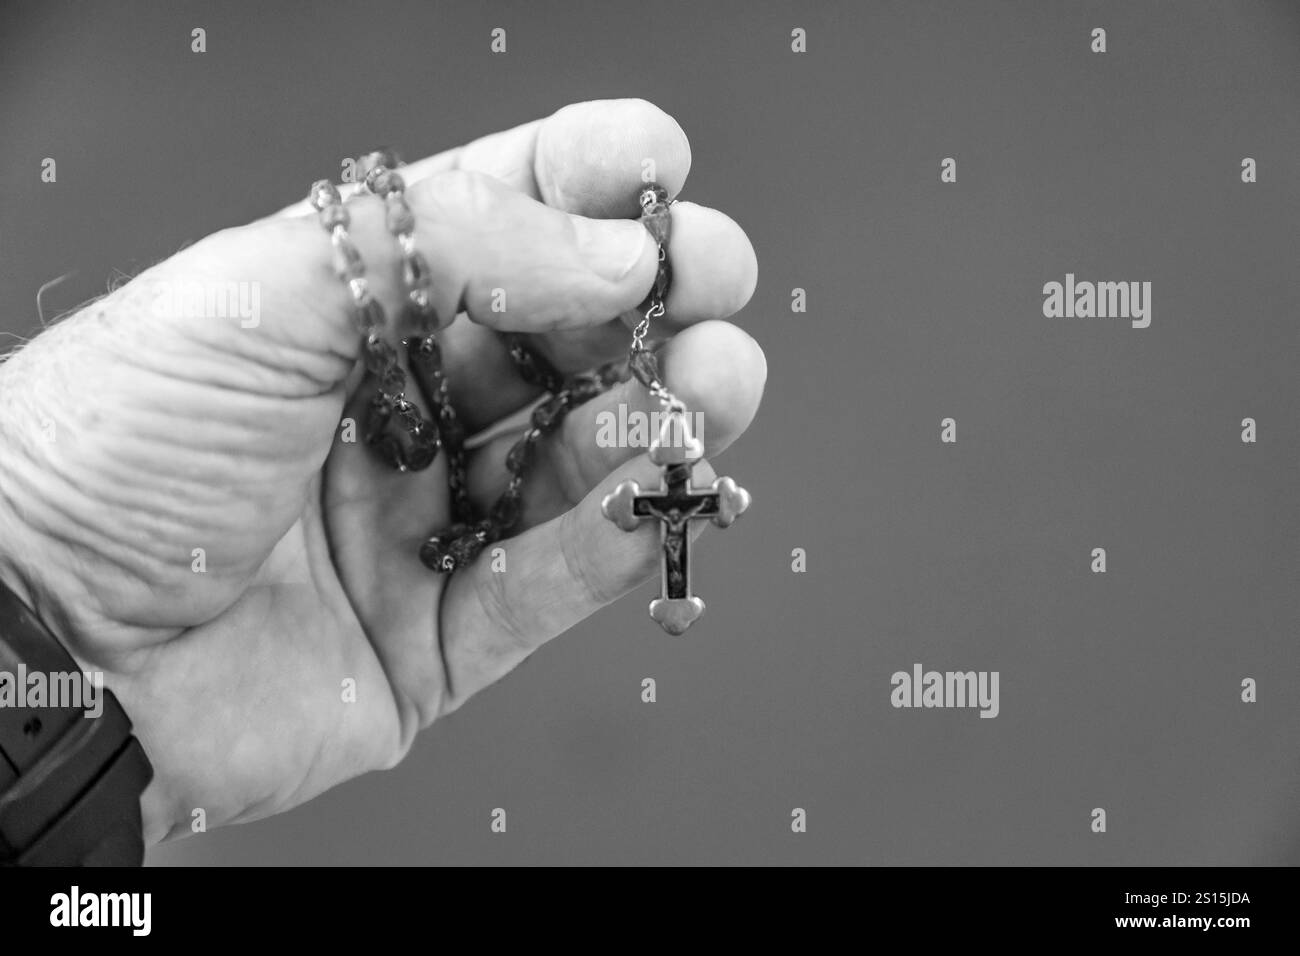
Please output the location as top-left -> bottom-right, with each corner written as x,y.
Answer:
308,150 -> 751,634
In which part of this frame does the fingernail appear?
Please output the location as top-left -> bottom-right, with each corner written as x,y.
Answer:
573,217 -> 648,282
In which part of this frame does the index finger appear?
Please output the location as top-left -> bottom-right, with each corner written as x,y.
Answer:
270,97 -> 692,220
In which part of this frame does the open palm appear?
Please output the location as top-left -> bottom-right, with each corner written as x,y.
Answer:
0,99 -> 764,844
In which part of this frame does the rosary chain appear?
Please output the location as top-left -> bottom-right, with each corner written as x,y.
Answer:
627,185 -> 685,415
418,183 -> 680,573
316,163 -> 682,575
310,164 -> 438,472
356,151 -> 461,484
418,347 -> 630,573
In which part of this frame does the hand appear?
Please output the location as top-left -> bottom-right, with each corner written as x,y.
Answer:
0,99 -> 764,844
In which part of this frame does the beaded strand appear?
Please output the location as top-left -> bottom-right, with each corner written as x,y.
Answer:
310,168 -> 675,574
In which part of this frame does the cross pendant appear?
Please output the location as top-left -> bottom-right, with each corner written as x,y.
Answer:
601,411 -> 751,634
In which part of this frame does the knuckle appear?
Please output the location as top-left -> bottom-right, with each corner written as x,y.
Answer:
558,507 -> 617,608
472,560 -> 533,653
412,168 -> 505,222
549,424 -> 599,509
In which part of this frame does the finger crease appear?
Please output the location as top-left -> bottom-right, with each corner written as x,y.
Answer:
559,506 -> 614,608
473,559 -> 532,654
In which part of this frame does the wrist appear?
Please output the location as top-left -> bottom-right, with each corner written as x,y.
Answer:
0,562 -> 160,863
0,373 -> 57,626
0,361 -> 82,651
0,361 -> 166,857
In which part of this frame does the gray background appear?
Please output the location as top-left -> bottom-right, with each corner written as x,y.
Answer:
1,0 -> 1296,865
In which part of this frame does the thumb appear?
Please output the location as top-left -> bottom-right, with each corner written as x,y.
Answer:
225,170 -> 656,366
147,168 -> 658,397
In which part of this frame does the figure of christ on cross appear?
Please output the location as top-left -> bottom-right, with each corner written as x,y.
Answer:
602,452 -> 751,634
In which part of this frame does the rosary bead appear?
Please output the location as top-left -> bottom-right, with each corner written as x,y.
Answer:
411,333 -> 442,363
638,184 -> 670,210
332,235 -> 365,281
505,433 -> 539,473
596,358 -> 628,387
651,256 -> 673,301
402,250 -> 432,290
407,349 -> 445,407
310,179 -> 341,211
407,286 -> 431,310
505,334 -> 564,392
566,373 -> 604,404
447,460 -> 470,497
366,392 -> 392,423
385,197 -> 416,235
450,534 -> 486,569
437,404 -> 465,448
641,207 -> 672,246
421,525 -> 492,573
363,333 -> 398,373
418,536 -> 448,569
393,408 -> 439,472
318,202 -> 350,231
450,493 -> 475,527
353,297 -> 385,335
628,348 -> 661,389
635,262 -> 672,319
364,396 -> 438,472
530,393 -> 569,432
420,525 -> 468,572
538,371 -> 565,393
365,166 -> 404,197
408,335 -> 444,377
358,148 -> 402,180
513,357 -> 542,387
379,366 -> 407,396
364,396 -> 406,470
491,489 -> 523,529
363,334 -> 406,394
405,295 -> 438,333
407,359 -> 444,409
512,357 -> 539,386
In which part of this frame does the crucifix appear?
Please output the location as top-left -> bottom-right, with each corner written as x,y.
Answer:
602,410 -> 752,634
